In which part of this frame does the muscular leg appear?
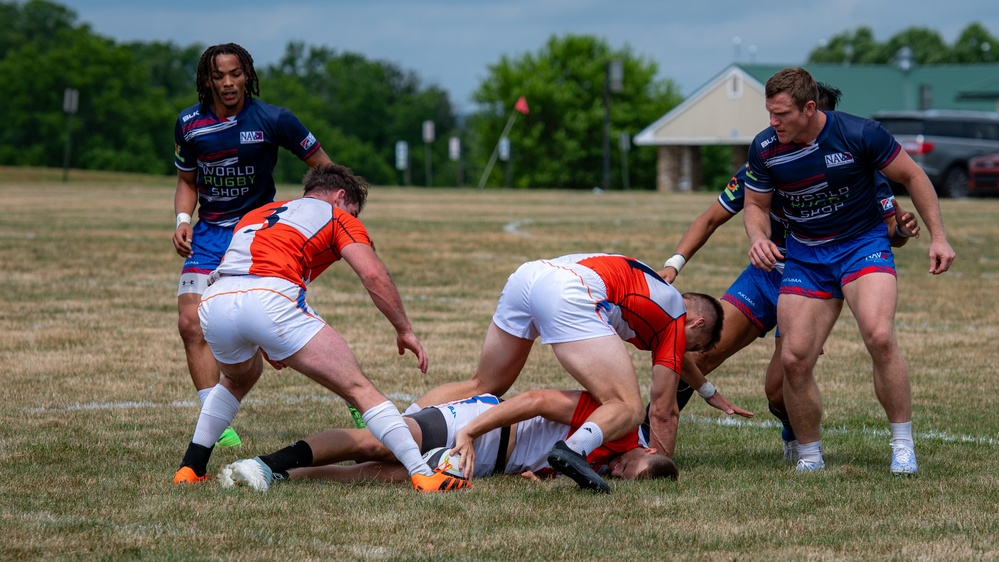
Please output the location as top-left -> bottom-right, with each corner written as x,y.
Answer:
415,322 -> 535,407
178,293 -> 219,390
303,418 -> 422,466
842,273 -> 910,423
777,293 -> 842,445
550,335 -> 645,442
763,337 -> 785,410
279,324 -> 431,478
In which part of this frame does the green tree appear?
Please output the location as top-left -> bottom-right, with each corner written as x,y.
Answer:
470,34 -> 681,189
807,23 -> 999,65
0,0 -> 176,173
263,42 -> 457,186
952,23 -> 999,62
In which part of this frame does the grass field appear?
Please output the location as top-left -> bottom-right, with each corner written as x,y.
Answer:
1,167 -> 997,560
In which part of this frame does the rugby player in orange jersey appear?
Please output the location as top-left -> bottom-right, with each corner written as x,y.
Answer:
417,253 -> 727,492
173,163 -> 468,493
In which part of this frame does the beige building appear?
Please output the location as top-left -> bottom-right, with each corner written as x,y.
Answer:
634,66 -> 768,192
637,62 -> 999,192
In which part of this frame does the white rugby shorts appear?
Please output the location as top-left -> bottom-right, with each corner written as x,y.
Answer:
198,275 -> 325,363
492,259 -> 615,344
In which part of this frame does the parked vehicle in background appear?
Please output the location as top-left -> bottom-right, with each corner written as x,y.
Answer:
872,109 -> 999,198
967,152 -> 999,196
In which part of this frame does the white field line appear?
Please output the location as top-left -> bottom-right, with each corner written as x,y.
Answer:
24,399 -> 998,446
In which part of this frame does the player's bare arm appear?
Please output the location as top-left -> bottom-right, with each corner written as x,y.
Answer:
881,152 -> 956,274
451,389 -> 581,478
172,169 -> 199,258
304,147 -> 333,168
646,364 -> 681,458
743,189 -> 781,271
341,243 -> 429,373
887,200 -> 920,248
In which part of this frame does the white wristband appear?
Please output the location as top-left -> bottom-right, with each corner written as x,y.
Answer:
663,254 -> 687,273
176,212 -> 192,229
696,381 -> 716,399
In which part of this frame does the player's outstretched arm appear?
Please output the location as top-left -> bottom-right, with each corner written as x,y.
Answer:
659,200 -> 736,283
341,243 -> 429,373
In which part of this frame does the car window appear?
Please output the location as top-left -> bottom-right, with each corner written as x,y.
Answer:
877,118 -> 924,135
925,120 -> 966,137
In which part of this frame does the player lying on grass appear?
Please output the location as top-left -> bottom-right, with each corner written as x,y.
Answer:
411,253 -> 741,493
220,388 -> 677,492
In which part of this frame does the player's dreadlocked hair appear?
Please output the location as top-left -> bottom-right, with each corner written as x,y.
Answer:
195,43 -> 260,111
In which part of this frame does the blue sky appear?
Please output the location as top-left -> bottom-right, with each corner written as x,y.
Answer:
60,0 -> 999,112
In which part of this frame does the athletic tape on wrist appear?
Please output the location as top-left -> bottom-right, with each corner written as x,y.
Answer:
697,381 -> 716,399
176,212 -> 192,229
663,254 -> 687,273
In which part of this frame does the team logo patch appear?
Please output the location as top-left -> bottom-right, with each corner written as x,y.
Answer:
240,131 -> 265,144
824,152 -> 854,167
880,197 -> 893,212
174,143 -> 185,163
300,133 -> 317,151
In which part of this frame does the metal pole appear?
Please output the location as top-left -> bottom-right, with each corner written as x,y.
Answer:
62,88 -> 78,183
62,112 -> 73,183
424,142 -> 433,187
477,111 -> 519,190
602,63 -> 611,190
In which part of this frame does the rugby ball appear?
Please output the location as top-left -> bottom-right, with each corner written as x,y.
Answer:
422,447 -> 465,478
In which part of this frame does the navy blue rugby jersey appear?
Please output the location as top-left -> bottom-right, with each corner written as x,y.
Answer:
745,111 -> 902,246
174,99 -> 321,227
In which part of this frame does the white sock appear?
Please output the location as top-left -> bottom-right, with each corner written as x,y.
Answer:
565,421 -> 604,457
363,400 -> 432,477
798,440 -> 823,464
197,388 -> 212,406
192,385 -> 241,447
890,421 -> 914,448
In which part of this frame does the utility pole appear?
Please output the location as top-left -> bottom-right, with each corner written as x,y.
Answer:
603,60 -> 622,190
62,88 -> 79,183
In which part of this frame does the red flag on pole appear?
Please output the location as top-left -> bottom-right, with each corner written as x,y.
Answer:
514,96 -> 530,115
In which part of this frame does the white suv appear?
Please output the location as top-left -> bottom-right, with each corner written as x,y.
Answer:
872,109 -> 999,198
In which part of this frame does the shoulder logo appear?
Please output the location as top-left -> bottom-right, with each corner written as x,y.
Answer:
300,132 -> 317,151
240,131 -> 265,144
761,135 -> 778,148
824,152 -> 854,167
181,110 -> 199,123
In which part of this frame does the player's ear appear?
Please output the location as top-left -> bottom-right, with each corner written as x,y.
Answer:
645,447 -> 657,455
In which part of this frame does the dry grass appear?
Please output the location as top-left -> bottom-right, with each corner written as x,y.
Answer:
1,167 -> 997,560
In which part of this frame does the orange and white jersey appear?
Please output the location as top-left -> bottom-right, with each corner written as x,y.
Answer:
495,253 -> 686,373
216,197 -> 371,289
552,253 -> 687,372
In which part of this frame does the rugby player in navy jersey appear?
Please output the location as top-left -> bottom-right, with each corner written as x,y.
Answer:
171,44 -> 332,449
743,67 -> 955,475
654,83 -> 919,463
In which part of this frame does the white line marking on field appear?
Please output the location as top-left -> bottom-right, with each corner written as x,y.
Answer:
24,400 -> 997,446
503,220 -> 531,237
682,414 -> 999,446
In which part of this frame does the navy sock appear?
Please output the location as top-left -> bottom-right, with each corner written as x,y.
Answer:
180,442 -> 214,476
768,403 -> 795,441
259,440 -> 314,473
